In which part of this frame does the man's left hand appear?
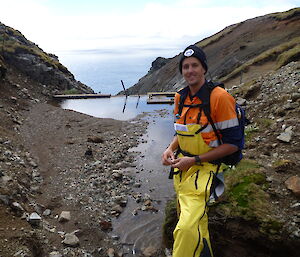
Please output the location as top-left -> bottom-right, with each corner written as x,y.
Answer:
171,156 -> 195,171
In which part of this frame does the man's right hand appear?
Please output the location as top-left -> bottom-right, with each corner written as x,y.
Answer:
161,148 -> 175,166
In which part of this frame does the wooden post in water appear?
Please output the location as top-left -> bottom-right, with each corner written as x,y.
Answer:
121,80 -> 128,96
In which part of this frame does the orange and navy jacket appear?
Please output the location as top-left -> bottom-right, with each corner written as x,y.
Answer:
174,85 -> 242,149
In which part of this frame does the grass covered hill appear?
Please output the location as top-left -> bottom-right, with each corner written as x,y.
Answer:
123,7 -> 300,95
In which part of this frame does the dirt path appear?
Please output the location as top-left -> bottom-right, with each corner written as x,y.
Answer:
18,102 -> 149,256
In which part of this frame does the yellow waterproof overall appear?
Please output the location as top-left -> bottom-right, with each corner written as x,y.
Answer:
173,124 -> 223,257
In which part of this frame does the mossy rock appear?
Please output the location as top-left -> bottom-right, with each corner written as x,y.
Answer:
218,160 -> 283,235
272,159 -> 295,172
162,198 -> 178,249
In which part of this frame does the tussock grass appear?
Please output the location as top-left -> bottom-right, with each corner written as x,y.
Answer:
268,7 -> 300,21
276,44 -> 300,68
196,23 -> 240,48
0,30 -> 69,74
221,36 -> 300,82
256,118 -> 275,129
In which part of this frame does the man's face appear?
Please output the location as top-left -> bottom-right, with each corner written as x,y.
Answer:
181,57 -> 206,87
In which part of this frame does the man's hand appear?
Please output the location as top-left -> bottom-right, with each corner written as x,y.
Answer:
171,156 -> 195,171
161,148 -> 175,166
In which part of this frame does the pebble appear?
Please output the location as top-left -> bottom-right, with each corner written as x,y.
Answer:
58,211 -> 71,222
107,248 -> 115,257
62,233 -> 80,247
28,212 -> 42,226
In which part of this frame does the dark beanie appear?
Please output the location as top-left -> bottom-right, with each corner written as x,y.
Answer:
179,45 -> 208,74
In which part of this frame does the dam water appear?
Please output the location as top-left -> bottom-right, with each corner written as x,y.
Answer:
60,95 -> 175,255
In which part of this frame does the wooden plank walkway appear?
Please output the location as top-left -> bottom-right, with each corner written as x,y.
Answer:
147,91 -> 175,104
147,98 -> 174,104
53,94 -> 111,99
147,92 -> 176,97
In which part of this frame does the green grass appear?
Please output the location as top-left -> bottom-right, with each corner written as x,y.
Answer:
62,88 -> 80,95
245,124 -> 259,142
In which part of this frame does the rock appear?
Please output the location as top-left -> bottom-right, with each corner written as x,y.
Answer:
142,246 -> 158,257
87,136 -> 104,143
58,211 -> 71,222
111,234 -> 119,240
43,209 -> 51,216
84,148 -> 93,158
285,176 -> 300,197
11,202 -> 24,213
236,97 -> 247,106
49,251 -> 62,257
291,202 -> 300,208
0,194 -> 10,205
112,170 -> 123,180
1,175 -> 13,185
28,212 -> 42,226
99,220 -> 112,231
277,127 -> 293,142
111,204 -> 123,214
62,233 -> 79,247
107,248 -> 115,257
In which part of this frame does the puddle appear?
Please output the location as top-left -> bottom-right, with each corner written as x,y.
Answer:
112,110 -> 175,256
60,95 -> 173,121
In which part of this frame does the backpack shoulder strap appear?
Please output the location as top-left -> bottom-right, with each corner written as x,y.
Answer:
197,81 -> 223,145
176,86 -> 189,116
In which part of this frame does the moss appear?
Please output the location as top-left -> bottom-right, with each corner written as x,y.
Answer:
218,160 -> 284,235
260,219 -> 283,234
162,198 -> 178,249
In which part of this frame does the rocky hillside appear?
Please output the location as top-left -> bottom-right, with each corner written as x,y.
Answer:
0,22 -> 94,96
123,7 -> 300,95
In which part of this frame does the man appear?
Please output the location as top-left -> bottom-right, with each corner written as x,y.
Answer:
162,45 -> 242,257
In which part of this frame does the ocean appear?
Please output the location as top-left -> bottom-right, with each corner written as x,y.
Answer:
57,49 -> 176,95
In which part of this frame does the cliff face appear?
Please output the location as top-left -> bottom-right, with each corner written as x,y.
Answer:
0,22 -> 94,97
123,8 -> 300,95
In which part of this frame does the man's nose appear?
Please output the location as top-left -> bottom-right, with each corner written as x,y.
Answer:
187,65 -> 194,72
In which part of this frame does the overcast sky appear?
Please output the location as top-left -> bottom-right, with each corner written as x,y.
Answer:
0,0 -> 299,57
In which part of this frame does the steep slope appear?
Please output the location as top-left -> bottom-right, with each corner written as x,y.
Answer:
124,7 -> 300,95
0,22 -> 94,96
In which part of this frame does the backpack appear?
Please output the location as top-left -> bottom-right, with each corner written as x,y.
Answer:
176,80 -> 248,166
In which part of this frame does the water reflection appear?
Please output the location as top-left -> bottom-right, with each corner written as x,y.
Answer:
60,95 -> 173,120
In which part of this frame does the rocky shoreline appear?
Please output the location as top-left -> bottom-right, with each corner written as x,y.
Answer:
0,99 -> 154,256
